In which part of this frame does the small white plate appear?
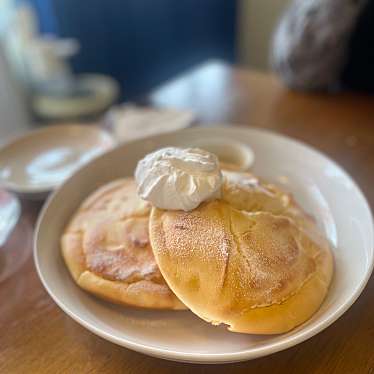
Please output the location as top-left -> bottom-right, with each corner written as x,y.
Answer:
34,127 -> 373,364
0,125 -> 114,199
184,137 -> 254,171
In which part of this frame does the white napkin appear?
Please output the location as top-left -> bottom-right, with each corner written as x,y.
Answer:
105,104 -> 195,142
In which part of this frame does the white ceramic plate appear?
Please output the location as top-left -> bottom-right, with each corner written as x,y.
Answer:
34,127 -> 374,364
0,125 -> 114,200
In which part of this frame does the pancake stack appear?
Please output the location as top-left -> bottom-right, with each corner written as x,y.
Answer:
61,171 -> 333,334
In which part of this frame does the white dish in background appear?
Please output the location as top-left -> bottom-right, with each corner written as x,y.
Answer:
105,104 -> 195,142
0,125 -> 114,199
185,137 -> 254,171
34,127 -> 373,364
33,74 -> 119,120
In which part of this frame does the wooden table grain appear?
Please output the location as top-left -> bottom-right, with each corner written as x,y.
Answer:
1,61 -> 374,373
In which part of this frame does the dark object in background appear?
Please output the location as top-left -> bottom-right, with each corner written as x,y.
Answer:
341,0 -> 374,92
31,0 -> 237,101
271,0 -> 366,92
271,0 -> 373,93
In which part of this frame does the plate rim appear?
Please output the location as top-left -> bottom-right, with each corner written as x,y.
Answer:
34,125 -> 374,363
0,124 -> 115,195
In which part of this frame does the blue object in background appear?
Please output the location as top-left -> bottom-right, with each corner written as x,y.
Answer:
31,0 -> 57,34
30,0 -> 237,100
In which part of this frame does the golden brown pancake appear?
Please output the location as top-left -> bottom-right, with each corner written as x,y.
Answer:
222,171 -> 315,228
149,171 -> 333,333
61,178 -> 185,310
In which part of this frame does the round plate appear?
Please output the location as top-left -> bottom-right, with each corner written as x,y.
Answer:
34,127 -> 374,364
0,125 -> 114,199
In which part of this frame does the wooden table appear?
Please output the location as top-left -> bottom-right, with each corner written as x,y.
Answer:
1,61 -> 374,373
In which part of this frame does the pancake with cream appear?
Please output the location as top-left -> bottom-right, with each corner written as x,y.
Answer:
61,178 -> 185,310
149,171 -> 333,333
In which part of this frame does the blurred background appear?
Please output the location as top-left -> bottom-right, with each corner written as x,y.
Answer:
0,0 -> 292,130
1,0 -> 372,133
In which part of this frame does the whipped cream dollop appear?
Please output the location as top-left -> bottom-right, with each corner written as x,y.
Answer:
135,147 -> 223,211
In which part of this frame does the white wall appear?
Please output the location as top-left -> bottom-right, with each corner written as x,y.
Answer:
237,0 -> 292,71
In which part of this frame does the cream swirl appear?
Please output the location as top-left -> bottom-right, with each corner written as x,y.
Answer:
135,147 -> 223,211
